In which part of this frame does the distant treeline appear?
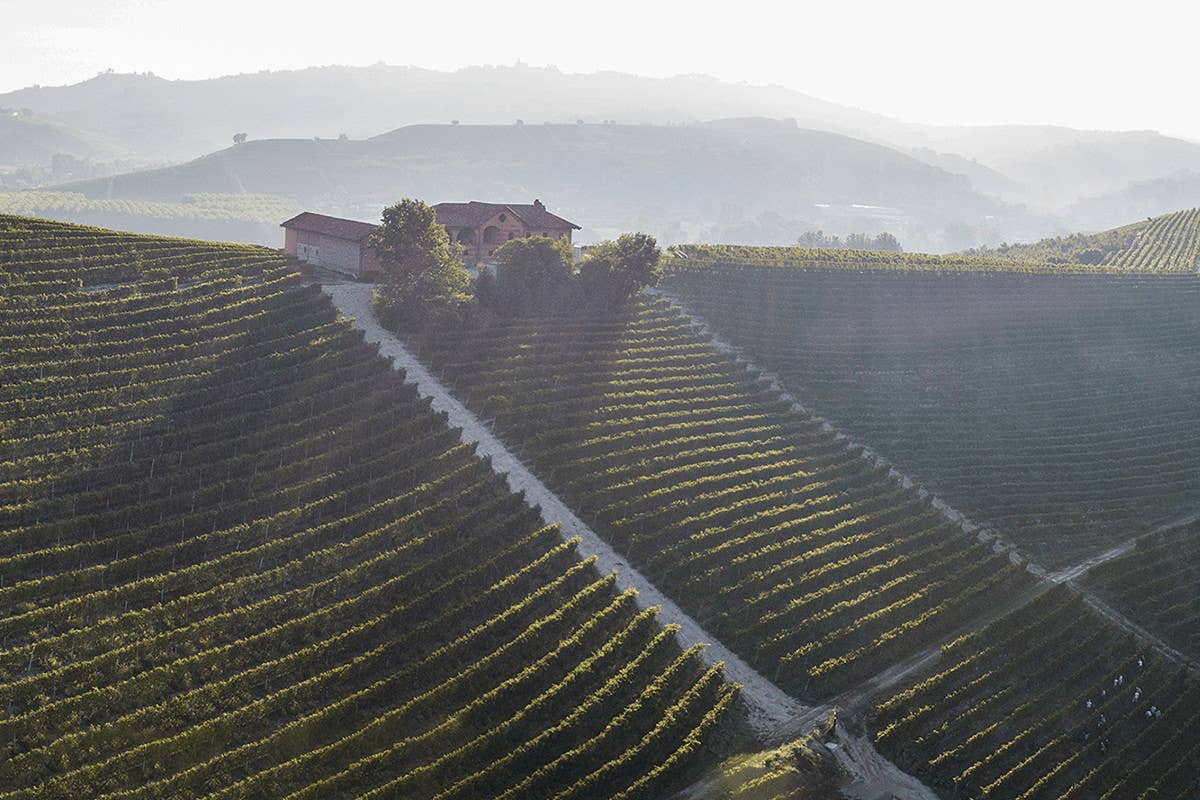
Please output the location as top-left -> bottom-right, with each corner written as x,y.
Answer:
796,230 -> 902,251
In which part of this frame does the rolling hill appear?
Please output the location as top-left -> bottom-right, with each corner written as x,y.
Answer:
5,212 -> 1200,799
662,260 -> 1200,567
978,207 -> 1200,270
0,115 -> 98,169
8,65 -> 1200,233
0,215 -> 743,798
50,121 -> 1026,251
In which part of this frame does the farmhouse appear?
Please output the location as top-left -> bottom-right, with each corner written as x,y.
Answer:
282,201 -> 579,276
434,200 -> 580,263
280,212 -> 381,278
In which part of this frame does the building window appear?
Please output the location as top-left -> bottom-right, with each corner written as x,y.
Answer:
499,213 -> 506,222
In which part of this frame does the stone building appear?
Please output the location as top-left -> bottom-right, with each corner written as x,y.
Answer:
433,200 -> 580,263
280,212 -> 381,278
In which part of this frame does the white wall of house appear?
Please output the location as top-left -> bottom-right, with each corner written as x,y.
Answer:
296,231 -> 363,275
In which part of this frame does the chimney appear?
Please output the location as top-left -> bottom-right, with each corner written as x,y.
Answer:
533,199 -> 545,210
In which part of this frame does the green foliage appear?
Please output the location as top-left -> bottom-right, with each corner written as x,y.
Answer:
701,734 -> 842,799
369,198 -> 473,330
0,213 -> 736,799
1084,520 -> 1200,661
410,296 -> 1032,702
580,233 -> 664,307
874,587 -> 1200,799
487,235 -> 577,314
797,230 -> 902,252
667,242 -> 1153,274
0,191 -> 304,224
663,262 -> 1200,566
968,207 -> 1200,271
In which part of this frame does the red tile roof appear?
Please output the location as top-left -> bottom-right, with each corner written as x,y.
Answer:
280,212 -> 378,242
433,201 -> 580,231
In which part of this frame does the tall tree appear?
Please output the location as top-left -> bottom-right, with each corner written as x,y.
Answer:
580,232 -> 663,307
370,198 -> 472,329
488,235 -> 576,314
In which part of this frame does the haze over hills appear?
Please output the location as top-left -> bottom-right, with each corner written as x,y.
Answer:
0,114 -> 98,169
4,64 -> 1200,249
55,120 -> 1035,251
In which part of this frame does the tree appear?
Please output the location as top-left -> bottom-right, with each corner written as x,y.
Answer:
232,133 -> 248,145
873,232 -> 902,252
370,198 -> 473,330
488,235 -> 576,314
579,232 -> 663,307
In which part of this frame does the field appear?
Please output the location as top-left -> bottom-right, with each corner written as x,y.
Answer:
975,207 -> 1200,271
409,299 -> 1033,701
0,214 -> 739,799
873,586 -> 1200,799
662,263 -> 1200,567
6,210 -> 1200,800
1084,520 -> 1200,661
0,192 -> 304,246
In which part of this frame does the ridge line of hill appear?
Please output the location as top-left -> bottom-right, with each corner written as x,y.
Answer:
320,282 -> 808,736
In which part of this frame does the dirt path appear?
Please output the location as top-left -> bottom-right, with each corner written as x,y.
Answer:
1075,586 -> 1198,673
323,283 -> 808,736
1044,509 -> 1200,584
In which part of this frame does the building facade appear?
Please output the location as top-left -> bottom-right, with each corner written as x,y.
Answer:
280,212 -> 381,278
433,200 -> 580,263
281,201 -> 580,277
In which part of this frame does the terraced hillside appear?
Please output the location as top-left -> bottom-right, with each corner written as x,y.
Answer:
662,264 -> 1200,566
873,586 -> 1200,799
978,207 -> 1200,271
1084,520 -> 1200,661
409,299 -> 1034,701
0,215 -> 739,799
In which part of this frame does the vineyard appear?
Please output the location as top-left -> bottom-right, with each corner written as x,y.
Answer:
976,208 -> 1200,271
662,263 -> 1200,567
672,207 -> 1200,274
0,214 -> 740,799
668,244 -> 1111,274
704,731 -> 842,799
408,299 -> 1034,701
1084,520 -> 1200,661
0,193 -> 304,246
873,586 -> 1200,799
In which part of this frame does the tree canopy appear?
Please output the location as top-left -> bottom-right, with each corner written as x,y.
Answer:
580,232 -> 663,307
370,198 -> 472,329
485,235 -> 576,314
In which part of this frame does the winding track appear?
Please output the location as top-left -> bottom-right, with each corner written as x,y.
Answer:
323,282 -> 809,736
327,281 -> 1196,796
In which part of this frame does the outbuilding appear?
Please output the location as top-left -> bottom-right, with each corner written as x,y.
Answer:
280,212 -> 381,278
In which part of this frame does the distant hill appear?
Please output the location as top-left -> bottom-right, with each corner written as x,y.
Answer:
0,114 -> 98,168
6,65 -> 1200,228
54,121 -> 1028,251
0,66 -> 910,165
915,126 -> 1200,211
1069,170 -> 1200,230
974,207 -> 1200,271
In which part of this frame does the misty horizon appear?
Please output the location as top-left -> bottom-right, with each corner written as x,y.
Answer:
7,0 -> 1200,140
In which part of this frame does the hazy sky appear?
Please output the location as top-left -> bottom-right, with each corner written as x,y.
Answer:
5,0 -> 1200,139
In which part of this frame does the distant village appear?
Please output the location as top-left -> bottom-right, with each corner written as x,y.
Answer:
281,200 -> 580,279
